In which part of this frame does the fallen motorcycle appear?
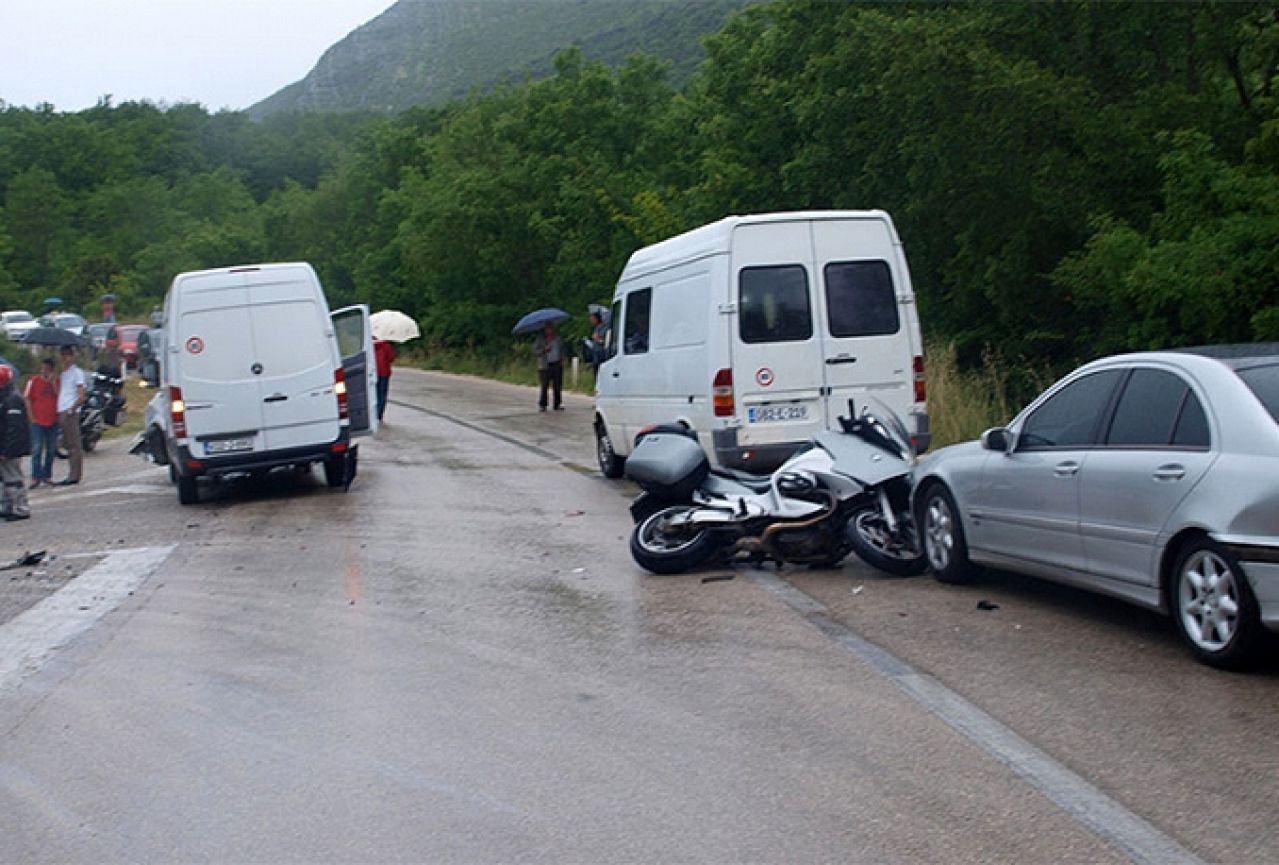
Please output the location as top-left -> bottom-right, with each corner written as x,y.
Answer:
624,402 -> 925,576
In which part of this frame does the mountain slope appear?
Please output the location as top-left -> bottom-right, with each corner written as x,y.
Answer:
249,0 -> 757,117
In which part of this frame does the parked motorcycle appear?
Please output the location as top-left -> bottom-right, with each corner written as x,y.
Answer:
58,370 -> 125,455
624,402 -> 925,576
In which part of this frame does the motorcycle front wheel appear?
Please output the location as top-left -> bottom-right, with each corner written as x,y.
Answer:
630,505 -> 722,575
847,504 -> 927,576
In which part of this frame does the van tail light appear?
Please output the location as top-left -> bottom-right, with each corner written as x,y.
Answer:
169,386 -> 188,438
913,354 -> 926,403
712,368 -> 735,417
334,368 -> 349,420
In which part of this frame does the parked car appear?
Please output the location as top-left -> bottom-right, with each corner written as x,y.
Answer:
0,310 -> 38,342
85,323 -> 120,355
117,324 -> 148,369
913,345 -> 1279,669
41,312 -> 87,336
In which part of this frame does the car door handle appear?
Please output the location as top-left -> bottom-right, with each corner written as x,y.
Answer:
1153,464 -> 1186,482
1054,461 -> 1080,477
263,393 -> 288,403
825,356 -> 857,365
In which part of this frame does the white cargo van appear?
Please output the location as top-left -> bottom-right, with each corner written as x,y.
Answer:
143,262 -> 377,504
593,211 -> 928,476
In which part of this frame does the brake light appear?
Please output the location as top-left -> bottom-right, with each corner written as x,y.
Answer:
334,368 -> 349,420
713,368 -> 734,417
169,386 -> 188,438
913,355 -> 926,403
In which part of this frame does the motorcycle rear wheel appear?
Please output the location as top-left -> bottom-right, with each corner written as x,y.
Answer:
630,505 -> 721,575
847,504 -> 927,576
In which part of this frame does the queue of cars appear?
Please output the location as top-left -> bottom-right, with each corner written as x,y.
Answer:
4,310 -> 148,364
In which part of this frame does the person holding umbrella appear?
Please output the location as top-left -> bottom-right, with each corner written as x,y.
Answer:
368,310 -> 421,424
534,321 -> 564,411
512,308 -> 570,412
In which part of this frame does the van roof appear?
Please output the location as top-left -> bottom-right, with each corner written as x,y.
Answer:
620,210 -> 897,281
171,262 -> 319,293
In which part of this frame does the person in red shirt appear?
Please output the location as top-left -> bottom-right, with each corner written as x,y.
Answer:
23,358 -> 59,488
373,338 -> 396,423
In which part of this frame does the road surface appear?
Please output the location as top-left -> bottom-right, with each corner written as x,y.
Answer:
1,369 -> 1275,864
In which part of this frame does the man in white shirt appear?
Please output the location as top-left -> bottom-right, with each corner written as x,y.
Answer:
56,345 -> 87,486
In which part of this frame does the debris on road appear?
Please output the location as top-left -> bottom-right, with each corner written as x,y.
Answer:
0,550 -> 47,571
976,599 -> 1000,611
701,574 -> 734,583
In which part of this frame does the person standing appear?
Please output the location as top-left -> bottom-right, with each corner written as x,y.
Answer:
533,321 -> 563,411
0,366 -> 32,520
24,358 -> 59,488
373,338 -> 396,423
55,345 -> 86,486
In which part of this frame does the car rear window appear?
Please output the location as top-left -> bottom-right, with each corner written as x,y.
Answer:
1236,363 -> 1279,423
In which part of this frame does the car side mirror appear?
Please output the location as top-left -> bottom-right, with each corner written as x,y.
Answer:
980,427 -> 1013,453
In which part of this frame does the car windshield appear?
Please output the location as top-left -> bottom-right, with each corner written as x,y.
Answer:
1235,363 -> 1279,424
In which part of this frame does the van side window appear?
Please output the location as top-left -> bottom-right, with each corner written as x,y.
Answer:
824,260 -> 900,337
623,288 -> 652,355
605,299 -> 622,360
739,265 -> 812,344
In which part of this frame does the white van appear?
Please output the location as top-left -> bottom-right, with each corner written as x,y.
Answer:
593,211 -> 928,476
143,262 -> 377,504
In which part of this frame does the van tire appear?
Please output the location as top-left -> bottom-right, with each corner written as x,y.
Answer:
177,474 -> 198,505
596,423 -> 625,478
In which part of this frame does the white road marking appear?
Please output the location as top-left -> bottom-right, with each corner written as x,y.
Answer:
747,568 -> 1207,865
0,545 -> 175,694
48,484 -> 168,500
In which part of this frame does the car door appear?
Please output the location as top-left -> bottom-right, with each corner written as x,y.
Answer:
967,369 -> 1123,574
331,305 -> 378,437
1078,367 -> 1215,586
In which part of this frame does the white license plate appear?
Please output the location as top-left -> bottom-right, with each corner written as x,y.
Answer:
747,405 -> 809,423
205,437 -> 254,455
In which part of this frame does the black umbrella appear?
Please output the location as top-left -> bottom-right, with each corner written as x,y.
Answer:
21,326 -> 85,347
512,307 -> 570,335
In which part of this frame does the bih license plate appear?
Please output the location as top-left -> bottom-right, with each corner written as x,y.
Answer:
747,405 -> 809,423
205,437 -> 254,455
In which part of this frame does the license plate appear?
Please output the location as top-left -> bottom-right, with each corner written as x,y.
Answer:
205,437 -> 254,455
747,405 -> 808,423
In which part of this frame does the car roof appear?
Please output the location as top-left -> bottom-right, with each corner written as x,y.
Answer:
1174,343 -> 1279,368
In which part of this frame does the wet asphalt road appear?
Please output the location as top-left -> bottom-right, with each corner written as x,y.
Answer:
1,368 -> 1277,863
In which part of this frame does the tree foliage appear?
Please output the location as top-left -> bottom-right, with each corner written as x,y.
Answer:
0,1 -> 1274,370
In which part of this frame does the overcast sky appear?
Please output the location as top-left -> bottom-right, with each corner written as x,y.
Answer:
0,0 -> 397,112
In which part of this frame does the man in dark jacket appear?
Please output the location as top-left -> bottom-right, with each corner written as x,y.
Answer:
0,365 -> 31,520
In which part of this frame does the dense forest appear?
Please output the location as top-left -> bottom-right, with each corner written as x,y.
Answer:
0,1 -> 1276,372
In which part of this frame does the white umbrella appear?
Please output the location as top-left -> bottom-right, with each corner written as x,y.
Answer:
370,309 -> 421,343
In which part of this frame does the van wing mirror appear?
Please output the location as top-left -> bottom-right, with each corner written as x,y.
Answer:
980,427 -> 1013,453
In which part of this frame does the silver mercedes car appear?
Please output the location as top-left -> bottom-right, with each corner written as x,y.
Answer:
913,345 -> 1279,669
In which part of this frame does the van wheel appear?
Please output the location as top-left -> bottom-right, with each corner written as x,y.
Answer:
177,474 -> 198,505
596,423 -> 625,478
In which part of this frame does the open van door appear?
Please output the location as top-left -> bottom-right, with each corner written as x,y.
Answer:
331,305 -> 378,437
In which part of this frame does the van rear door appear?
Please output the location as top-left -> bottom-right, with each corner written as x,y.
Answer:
730,221 -> 826,450
331,305 -> 377,437
811,218 -> 917,428
175,285 -> 266,451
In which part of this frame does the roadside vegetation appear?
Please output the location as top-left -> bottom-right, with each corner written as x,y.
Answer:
0,1 -> 1275,431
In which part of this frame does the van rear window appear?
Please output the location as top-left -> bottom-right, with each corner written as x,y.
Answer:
739,265 -> 812,344
824,260 -> 900,338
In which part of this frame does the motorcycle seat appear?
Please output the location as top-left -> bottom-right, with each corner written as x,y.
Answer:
707,468 -> 772,495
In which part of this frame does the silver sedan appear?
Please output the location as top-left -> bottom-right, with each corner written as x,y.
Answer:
913,345 -> 1279,669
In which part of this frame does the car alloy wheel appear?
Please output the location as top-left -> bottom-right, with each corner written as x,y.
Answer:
1178,548 -> 1242,652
